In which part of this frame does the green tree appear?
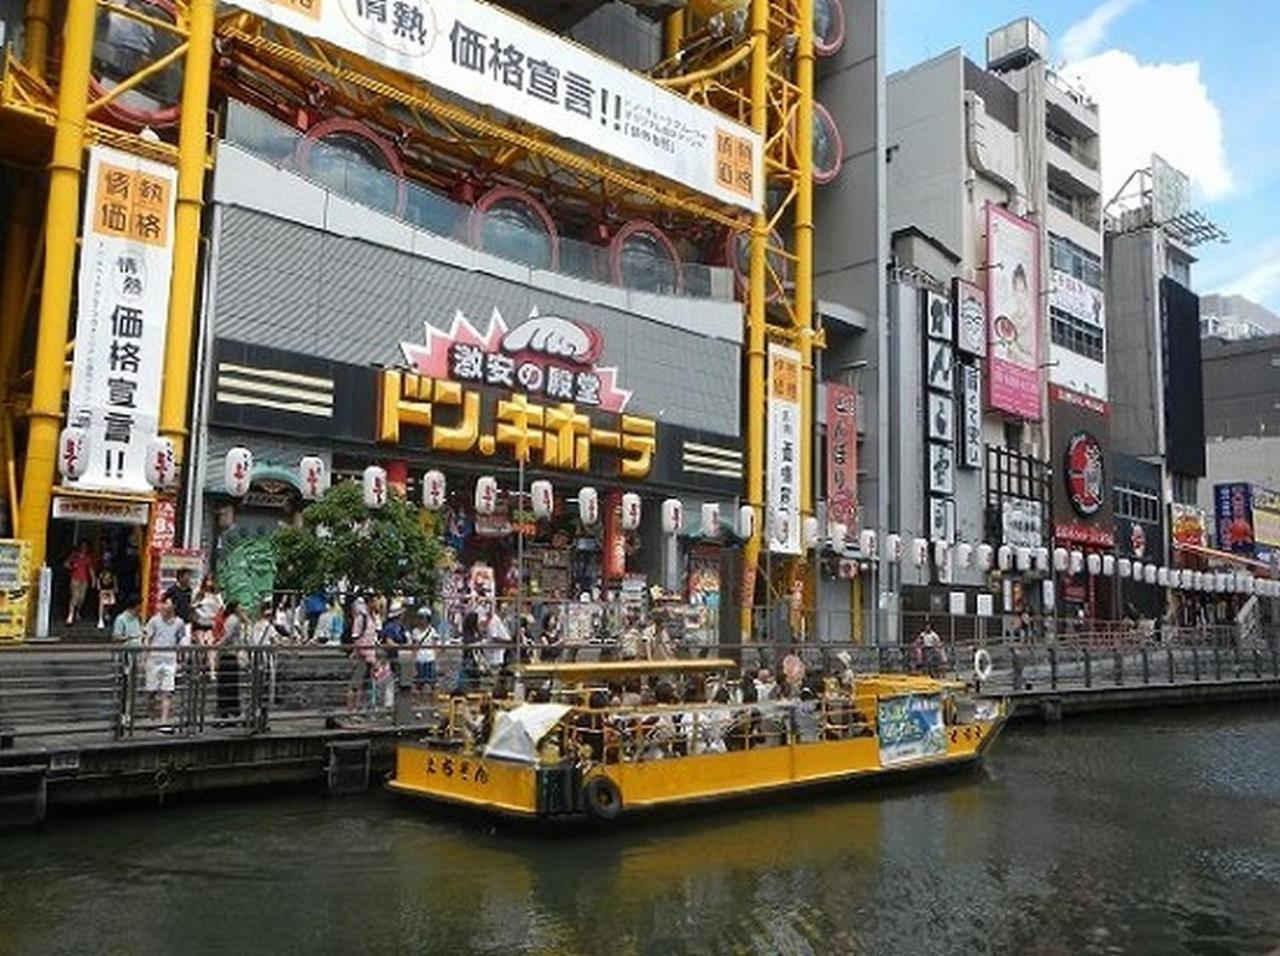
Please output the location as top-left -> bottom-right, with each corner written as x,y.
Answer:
271,481 -> 444,599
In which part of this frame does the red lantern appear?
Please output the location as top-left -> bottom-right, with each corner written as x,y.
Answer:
58,427 -> 88,481
224,446 -> 253,497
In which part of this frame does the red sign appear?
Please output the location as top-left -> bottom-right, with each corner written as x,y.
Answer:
1064,431 -> 1105,517
603,490 -> 626,580
149,498 -> 177,551
825,384 -> 858,526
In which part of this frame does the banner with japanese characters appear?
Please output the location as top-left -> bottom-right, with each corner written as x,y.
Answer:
767,343 -> 801,555
825,383 -> 857,527
234,0 -> 763,211
66,146 -> 176,493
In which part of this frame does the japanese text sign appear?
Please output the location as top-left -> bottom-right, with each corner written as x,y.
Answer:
986,203 -> 1041,421
236,0 -> 763,210
767,343 -> 801,555
67,146 -> 176,493
825,383 -> 857,527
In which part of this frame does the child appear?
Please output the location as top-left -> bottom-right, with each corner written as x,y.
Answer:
412,610 -> 439,704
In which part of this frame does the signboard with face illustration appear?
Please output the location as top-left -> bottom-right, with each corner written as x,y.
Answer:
954,277 -> 987,357
986,204 -> 1041,421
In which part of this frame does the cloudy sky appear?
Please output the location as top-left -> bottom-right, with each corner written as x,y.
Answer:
887,0 -> 1280,312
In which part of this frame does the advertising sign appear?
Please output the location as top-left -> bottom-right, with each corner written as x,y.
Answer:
877,694 -> 947,766
960,365 -> 983,469
924,290 -> 952,341
986,204 -> 1041,420
1169,503 -> 1207,550
767,344 -> 802,555
954,277 -> 987,357
1050,385 -> 1113,547
1215,483 -> 1254,555
66,146 -> 176,493
825,383 -> 857,527
1001,498 -> 1043,548
233,0 -> 762,211
1050,268 -> 1105,328
1253,487 -> 1280,565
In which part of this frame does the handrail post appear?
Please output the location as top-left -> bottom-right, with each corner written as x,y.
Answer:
1141,647 -> 1150,685
1083,648 -> 1092,688
1113,648 -> 1122,686
1010,648 -> 1022,691
1192,647 -> 1201,682
1049,645 -> 1058,689
1213,645 -> 1222,682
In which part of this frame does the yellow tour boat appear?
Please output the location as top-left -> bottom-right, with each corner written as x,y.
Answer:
387,658 -> 1006,824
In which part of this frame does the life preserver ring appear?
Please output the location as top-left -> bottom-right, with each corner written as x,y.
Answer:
973,648 -> 993,682
582,774 -> 623,821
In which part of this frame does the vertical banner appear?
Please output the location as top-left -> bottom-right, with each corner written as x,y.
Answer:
986,203 -> 1041,420
825,383 -> 858,527
602,489 -> 626,580
954,277 -> 987,357
960,364 -> 983,468
767,343 -> 801,555
67,146 -> 177,493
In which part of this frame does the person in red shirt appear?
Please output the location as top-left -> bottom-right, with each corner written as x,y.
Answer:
64,541 -> 97,625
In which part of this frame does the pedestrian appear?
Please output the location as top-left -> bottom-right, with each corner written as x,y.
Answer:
192,574 -> 224,676
216,600 -> 246,722
64,540 -> 96,625
112,594 -> 144,730
143,596 -> 187,729
163,568 -> 195,633
96,553 -> 118,630
457,610 -> 484,694
539,609 -> 563,662
486,603 -> 511,673
411,609 -> 439,704
918,618 -> 942,676
346,597 -> 378,712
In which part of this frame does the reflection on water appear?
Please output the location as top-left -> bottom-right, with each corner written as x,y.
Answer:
3,708 -> 1280,955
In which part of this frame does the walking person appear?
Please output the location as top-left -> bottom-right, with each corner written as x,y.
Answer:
163,568 -> 195,636
64,540 -> 96,626
248,600 -> 278,707
143,597 -> 188,730
112,595 -> 144,729
192,575 -> 224,677
215,601 -> 246,723
96,554 -> 118,630
411,609 -> 439,705
346,597 -> 378,712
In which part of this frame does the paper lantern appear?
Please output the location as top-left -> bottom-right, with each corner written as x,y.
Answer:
141,436 -> 176,489
57,426 -> 89,481
661,498 -> 684,534
1070,551 -> 1084,575
955,542 -> 973,568
578,486 -> 599,526
885,533 -> 903,562
801,516 -> 821,551
298,456 -> 328,501
997,545 -> 1013,571
976,543 -> 994,571
1015,546 -> 1031,571
1053,547 -> 1069,572
1087,553 -> 1101,576
1156,567 -> 1168,587
421,469 -> 446,510
530,479 -> 554,519
700,502 -> 722,537
1033,547 -> 1049,572
1117,557 -> 1132,579
738,505 -> 755,539
1141,563 -> 1155,584
362,465 -> 388,509
224,446 -> 253,498
474,476 -> 498,515
1102,554 -> 1116,576
934,539 -> 950,567
859,528 -> 878,558
620,492 -> 642,531
1245,575 -> 1255,595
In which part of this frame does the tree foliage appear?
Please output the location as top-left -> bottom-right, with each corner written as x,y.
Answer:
271,481 -> 444,599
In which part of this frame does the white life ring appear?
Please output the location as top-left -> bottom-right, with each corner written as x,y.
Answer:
973,647 -> 993,682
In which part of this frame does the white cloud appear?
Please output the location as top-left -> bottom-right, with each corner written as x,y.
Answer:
1062,50 -> 1234,202
1060,0 -> 1138,62
1202,241 -> 1280,306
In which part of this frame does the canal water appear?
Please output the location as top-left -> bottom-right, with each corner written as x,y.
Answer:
3,707 -> 1280,956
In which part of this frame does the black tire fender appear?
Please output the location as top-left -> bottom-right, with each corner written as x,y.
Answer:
582,774 -> 623,821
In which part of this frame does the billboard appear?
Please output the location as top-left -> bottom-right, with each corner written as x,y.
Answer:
954,277 -> 987,357
1050,385 -> 1113,547
1220,484 -> 1280,567
986,204 -> 1041,420
767,344 -> 802,555
231,0 -> 763,211
825,384 -> 857,527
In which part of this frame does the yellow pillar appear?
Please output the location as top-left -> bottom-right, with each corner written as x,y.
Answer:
663,9 -> 684,61
22,0 -> 54,79
740,0 -> 769,641
792,0 -> 817,638
157,0 -> 215,467
18,0 -> 98,575
0,191 -> 36,390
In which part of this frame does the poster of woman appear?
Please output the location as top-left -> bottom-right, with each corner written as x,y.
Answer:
986,204 -> 1041,420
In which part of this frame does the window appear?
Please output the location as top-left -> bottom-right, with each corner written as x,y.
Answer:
1113,482 -> 1160,524
1171,474 -> 1198,505
1049,233 -> 1103,289
1050,306 -> 1105,361
1047,183 -> 1074,216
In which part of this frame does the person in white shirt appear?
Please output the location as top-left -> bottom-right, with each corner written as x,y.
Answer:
485,605 -> 511,672
411,610 -> 439,704
143,598 -> 188,727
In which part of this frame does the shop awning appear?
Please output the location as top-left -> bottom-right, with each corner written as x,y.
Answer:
1173,542 -> 1278,574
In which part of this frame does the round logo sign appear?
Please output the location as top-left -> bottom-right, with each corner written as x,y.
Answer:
1064,431 -> 1105,518
1130,522 -> 1146,558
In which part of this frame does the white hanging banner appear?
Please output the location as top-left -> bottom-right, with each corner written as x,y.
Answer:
767,343 -> 801,555
230,0 -> 763,211
66,146 -> 176,493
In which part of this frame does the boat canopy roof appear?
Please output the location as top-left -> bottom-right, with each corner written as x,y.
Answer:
514,658 -> 740,682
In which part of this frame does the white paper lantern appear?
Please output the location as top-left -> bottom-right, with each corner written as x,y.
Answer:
1117,557 -> 1132,579
1087,553 -> 1102,576
1015,546 -> 1031,571
976,543 -> 994,571
934,539 -> 950,567
800,516 -> 820,551
1033,547 -> 1049,572
474,475 -> 498,515
1192,571 -> 1204,591
885,533 -> 903,562
955,542 -> 973,568
56,426 -> 88,481
1053,547 -> 1069,572
859,528 -> 878,558
144,436 -> 177,489
620,492 -> 642,531
1102,554 -> 1116,576
738,505 -> 756,540
421,469 -> 446,510
1070,550 -> 1084,575
1245,575 -> 1255,595
911,537 -> 929,567
662,498 -> 684,534
828,520 -> 848,548
702,502 -> 722,537
529,479 -> 554,519
997,545 -> 1013,571
1142,563 -> 1156,584
1157,567 -> 1169,587
298,456 -> 328,501
224,446 -> 253,498
578,487 -> 599,526
362,465 -> 388,509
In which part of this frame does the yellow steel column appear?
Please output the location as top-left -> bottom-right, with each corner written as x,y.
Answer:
0,192 -> 36,389
157,0 -> 214,466
795,0 -> 816,637
740,0 -> 769,641
662,9 -> 684,61
17,0 -> 98,575
22,0 -> 54,77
